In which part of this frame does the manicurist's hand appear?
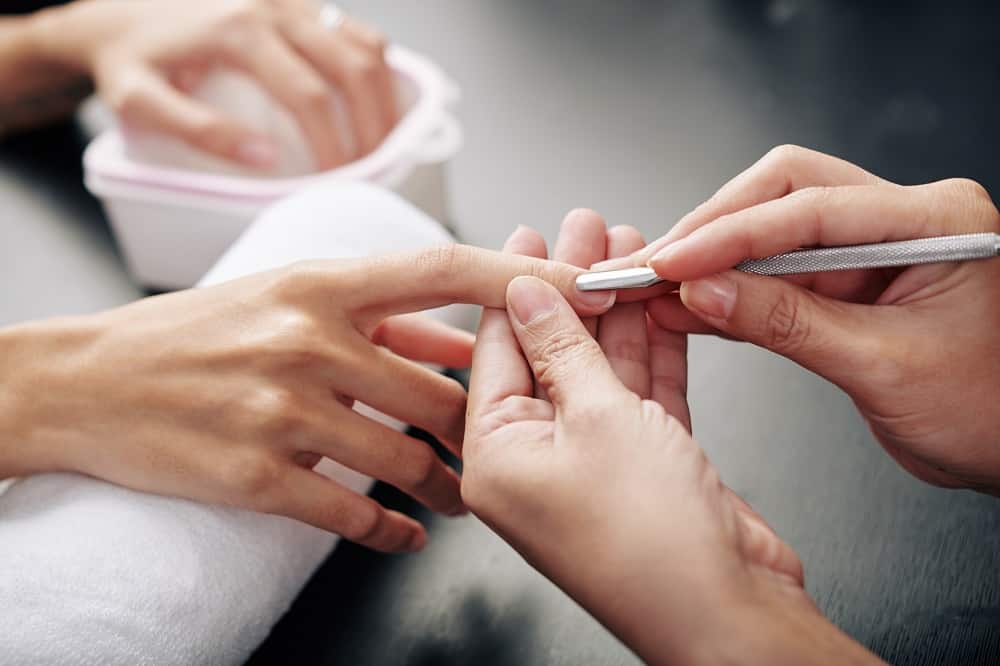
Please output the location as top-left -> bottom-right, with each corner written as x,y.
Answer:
33,0 -> 397,168
0,246 -> 614,552
628,145 -> 1000,493
461,212 -> 881,664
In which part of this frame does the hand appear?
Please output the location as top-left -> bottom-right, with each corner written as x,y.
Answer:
35,0 -> 397,169
633,145 -> 1000,492
0,245 -> 614,552
462,214 -> 874,664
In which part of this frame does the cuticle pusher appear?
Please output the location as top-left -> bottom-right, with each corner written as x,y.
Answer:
575,232 -> 1000,291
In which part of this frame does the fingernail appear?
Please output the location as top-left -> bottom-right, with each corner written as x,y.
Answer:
237,137 -> 277,167
576,288 -> 616,311
407,529 -> 427,552
648,239 -> 688,271
682,275 -> 737,319
508,276 -> 558,324
590,257 -> 627,271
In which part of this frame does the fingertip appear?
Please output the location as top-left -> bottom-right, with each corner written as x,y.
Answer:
407,527 -> 427,552
560,208 -> 608,237
607,224 -> 645,246
503,225 -> 547,257
506,276 -> 559,326
236,135 -> 279,168
571,282 -> 617,314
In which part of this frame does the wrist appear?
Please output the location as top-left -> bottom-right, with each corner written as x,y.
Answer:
595,564 -> 882,666
28,1 -> 136,72
0,315 -> 104,478
686,572 -> 883,666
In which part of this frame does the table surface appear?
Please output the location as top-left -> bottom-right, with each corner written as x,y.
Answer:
3,1 -> 1000,664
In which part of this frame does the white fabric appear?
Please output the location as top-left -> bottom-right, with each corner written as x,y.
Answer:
0,182 -> 468,665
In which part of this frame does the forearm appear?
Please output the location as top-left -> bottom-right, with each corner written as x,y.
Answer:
0,0 -> 146,135
0,316 -> 99,478
0,8 -> 90,134
621,579 -> 885,666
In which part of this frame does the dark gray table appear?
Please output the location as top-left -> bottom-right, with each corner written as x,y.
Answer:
3,2 -> 998,664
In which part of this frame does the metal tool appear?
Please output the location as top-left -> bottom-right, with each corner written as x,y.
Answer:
575,232 -> 1000,291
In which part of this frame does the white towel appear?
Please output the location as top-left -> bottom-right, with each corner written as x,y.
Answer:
0,182 -> 470,665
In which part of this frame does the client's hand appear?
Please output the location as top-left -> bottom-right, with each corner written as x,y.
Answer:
35,0 -> 397,168
630,146 -> 1000,493
462,215 -> 879,664
0,246 -> 614,552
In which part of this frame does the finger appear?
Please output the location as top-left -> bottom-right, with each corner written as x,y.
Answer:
466,226 -> 547,441
597,225 -> 650,397
340,18 -> 398,136
224,30 -> 346,168
107,66 -> 275,168
679,270 -> 878,389
649,181 -> 999,282
506,276 -> 626,412
341,338 -> 468,453
647,316 -> 691,431
284,18 -> 392,157
641,146 -> 885,258
371,314 -> 474,368
728,489 -> 804,585
552,208 -> 608,338
275,466 -> 426,552
340,244 -> 616,326
581,146 -> 888,273
503,224 -> 549,260
310,402 -> 464,515
646,294 -> 720,335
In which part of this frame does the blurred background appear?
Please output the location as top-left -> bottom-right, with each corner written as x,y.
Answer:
2,1 -> 999,664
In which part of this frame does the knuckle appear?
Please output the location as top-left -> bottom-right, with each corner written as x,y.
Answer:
945,177 -> 991,203
217,14 -> 265,55
271,260 -> 328,300
531,330 -> 594,384
184,116 -> 235,155
764,291 -> 811,354
601,338 -> 648,365
109,80 -> 143,118
435,380 -> 468,438
788,184 -> 833,206
413,244 -> 466,288
294,80 -> 331,113
248,386 -> 305,437
764,144 -> 807,169
346,51 -> 382,86
354,26 -> 389,56
649,372 -> 687,399
943,178 -> 1000,232
344,500 -> 384,544
221,450 -> 282,497
399,446 -> 439,491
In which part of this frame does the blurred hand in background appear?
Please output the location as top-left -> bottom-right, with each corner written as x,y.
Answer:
1,0 -> 397,169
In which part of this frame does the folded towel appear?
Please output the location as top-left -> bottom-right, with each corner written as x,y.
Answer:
0,182 -> 469,665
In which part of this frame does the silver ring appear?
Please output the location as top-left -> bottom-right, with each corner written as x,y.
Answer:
319,4 -> 346,31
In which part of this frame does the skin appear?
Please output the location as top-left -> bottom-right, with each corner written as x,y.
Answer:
608,145 -> 1000,493
3,0 -> 397,168
0,245 -> 615,552
462,212 -> 882,665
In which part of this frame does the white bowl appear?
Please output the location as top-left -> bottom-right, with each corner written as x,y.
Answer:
84,46 -> 462,290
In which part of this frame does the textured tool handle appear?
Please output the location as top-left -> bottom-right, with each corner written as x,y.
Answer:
736,233 -> 1000,276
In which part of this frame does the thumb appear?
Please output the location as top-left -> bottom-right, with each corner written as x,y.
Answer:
679,270 -> 877,386
505,276 -> 627,410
